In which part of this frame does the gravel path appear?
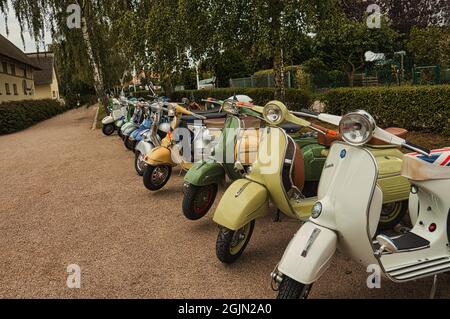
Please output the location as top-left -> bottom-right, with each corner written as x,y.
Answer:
0,106 -> 448,299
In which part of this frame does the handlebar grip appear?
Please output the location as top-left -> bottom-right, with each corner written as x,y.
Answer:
405,141 -> 431,155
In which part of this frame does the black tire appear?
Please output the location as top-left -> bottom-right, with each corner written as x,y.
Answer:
143,165 -> 172,191
102,124 -> 115,136
118,129 -> 124,139
135,151 -> 146,176
124,136 -> 136,151
277,276 -> 312,299
378,200 -> 408,231
216,220 -> 255,264
182,184 -> 218,220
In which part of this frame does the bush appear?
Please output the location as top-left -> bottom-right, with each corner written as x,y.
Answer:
170,88 -> 313,111
321,85 -> 450,135
0,99 -> 71,135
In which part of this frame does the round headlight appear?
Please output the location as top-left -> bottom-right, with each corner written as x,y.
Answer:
263,103 -> 284,125
311,202 -> 323,219
339,110 -> 376,146
223,100 -> 238,114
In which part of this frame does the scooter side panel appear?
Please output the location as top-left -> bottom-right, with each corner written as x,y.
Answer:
213,180 -> 269,231
184,162 -> 226,187
278,222 -> 337,285
136,141 -> 154,157
302,143 -> 327,182
102,116 -> 114,125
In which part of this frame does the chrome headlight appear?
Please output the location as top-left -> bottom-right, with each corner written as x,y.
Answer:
311,202 -> 323,219
223,100 -> 238,115
263,103 -> 284,125
339,110 -> 376,146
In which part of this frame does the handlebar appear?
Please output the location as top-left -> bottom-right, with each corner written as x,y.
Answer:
403,141 -> 431,156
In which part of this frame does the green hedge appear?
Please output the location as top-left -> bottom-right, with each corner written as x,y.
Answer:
0,99 -> 72,135
170,88 -> 313,111
322,85 -> 450,135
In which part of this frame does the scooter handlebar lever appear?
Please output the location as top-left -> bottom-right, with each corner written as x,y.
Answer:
403,141 -> 431,156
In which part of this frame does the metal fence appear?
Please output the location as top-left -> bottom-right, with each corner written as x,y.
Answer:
229,71 -> 295,89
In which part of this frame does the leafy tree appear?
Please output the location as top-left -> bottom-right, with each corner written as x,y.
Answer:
407,26 -> 450,67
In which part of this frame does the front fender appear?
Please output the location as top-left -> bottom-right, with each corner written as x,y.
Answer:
213,179 -> 269,231
278,222 -> 337,285
145,146 -> 175,167
102,116 -> 114,125
184,161 -> 225,187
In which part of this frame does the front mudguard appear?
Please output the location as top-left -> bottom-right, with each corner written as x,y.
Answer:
184,161 -> 225,187
277,222 -> 337,285
145,146 -> 175,167
213,179 -> 269,231
102,116 -> 114,125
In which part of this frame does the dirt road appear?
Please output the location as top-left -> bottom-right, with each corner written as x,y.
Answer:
0,106 -> 448,298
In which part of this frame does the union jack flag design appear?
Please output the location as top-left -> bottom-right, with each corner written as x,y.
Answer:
412,148 -> 450,167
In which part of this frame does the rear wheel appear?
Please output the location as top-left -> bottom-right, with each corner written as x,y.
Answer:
143,165 -> 172,191
216,220 -> 255,264
277,276 -> 312,299
118,129 -> 124,139
135,151 -> 146,176
182,184 -> 218,220
102,124 -> 115,136
379,200 -> 408,231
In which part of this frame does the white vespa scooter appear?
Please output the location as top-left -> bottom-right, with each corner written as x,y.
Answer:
102,98 -> 129,136
272,110 -> 450,299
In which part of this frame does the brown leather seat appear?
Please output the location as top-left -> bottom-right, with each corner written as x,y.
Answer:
241,116 -> 262,129
292,146 -> 305,191
317,132 -> 342,147
204,118 -> 226,129
369,127 -> 408,146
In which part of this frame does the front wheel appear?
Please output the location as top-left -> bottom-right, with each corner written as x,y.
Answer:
216,220 -> 255,264
182,184 -> 218,220
102,124 -> 115,136
135,151 -> 146,176
378,200 -> 408,231
277,276 -> 312,299
143,165 -> 172,191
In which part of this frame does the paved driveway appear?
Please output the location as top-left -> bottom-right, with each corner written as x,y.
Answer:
0,106 -> 448,298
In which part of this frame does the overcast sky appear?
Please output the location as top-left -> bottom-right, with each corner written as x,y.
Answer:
0,6 -> 52,53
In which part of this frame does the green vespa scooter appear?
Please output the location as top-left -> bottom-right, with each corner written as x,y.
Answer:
182,96 -> 264,220
182,98 -> 328,221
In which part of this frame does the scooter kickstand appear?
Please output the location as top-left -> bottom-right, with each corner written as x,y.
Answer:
274,210 -> 282,223
430,275 -> 438,299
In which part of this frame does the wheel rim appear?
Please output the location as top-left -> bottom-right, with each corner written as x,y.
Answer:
380,202 -> 402,223
151,166 -> 170,187
105,125 -> 114,134
229,223 -> 252,255
136,153 -> 145,173
193,186 -> 214,215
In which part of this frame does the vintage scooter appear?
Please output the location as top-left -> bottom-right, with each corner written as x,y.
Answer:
213,102 -> 411,264
182,96 -> 264,220
134,103 -> 171,176
272,110 -> 450,299
142,103 -> 218,191
122,101 -> 145,145
102,98 -> 129,136
125,105 -> 153,151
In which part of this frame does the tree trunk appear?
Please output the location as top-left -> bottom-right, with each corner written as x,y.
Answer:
273,48 -> 285,101
81,16 -> 105,99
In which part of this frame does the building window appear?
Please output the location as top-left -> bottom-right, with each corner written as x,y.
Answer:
22,80 -> 28,95
10,64 -> 15,76
1,62 -> 7,73
13,84 -> 18,95
5,83 -> 11,95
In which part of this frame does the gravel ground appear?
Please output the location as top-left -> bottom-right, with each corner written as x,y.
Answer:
0,106 -> 449,299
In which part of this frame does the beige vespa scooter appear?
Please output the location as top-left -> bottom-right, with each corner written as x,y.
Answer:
272,110 -> 450,299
